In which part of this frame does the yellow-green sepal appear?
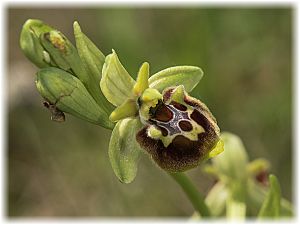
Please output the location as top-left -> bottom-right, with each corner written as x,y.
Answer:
100,50 -> 136,106
20,19 -> 54,68
149,66 -> 203,93
36,67 -> 114,129
109,118 -> 143,183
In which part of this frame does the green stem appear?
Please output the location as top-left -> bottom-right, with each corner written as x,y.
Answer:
169,172 -> 211,217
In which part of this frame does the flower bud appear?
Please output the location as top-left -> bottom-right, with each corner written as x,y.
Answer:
20,19 -> 55,68
38,28 -> 113,114
136,86 -> 222,172
36,67 -> 114,129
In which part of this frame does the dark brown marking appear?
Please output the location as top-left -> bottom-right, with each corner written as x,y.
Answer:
184,95 -> 218,124
159,126 -> 168,136
171,101 -> 187,111
179,120 -> 193,131
190,109 -> 210,131
153,102 -> 173,122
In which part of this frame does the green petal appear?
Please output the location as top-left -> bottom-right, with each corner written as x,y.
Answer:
20,19 -> 54,68
148,66 -> 203,93
100,50 -> 136,106
108,118 -> 142,183
258,174 -> 281,218
36,67 -> 114,129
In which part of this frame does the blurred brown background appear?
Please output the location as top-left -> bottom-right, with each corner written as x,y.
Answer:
7,6 -> 292,217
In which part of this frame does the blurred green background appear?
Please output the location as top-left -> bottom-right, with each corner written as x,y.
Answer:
7,7 -> 292,217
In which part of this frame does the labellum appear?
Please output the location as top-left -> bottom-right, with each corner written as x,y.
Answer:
136,85 -> 221,172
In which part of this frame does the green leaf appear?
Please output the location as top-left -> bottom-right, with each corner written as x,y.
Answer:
100,50 -> 136,106
20,19 -> 54,68
258,174 -> 281,218
108,118 -> 142,183
36,67 -> 114,129
148,66 -> 203,93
